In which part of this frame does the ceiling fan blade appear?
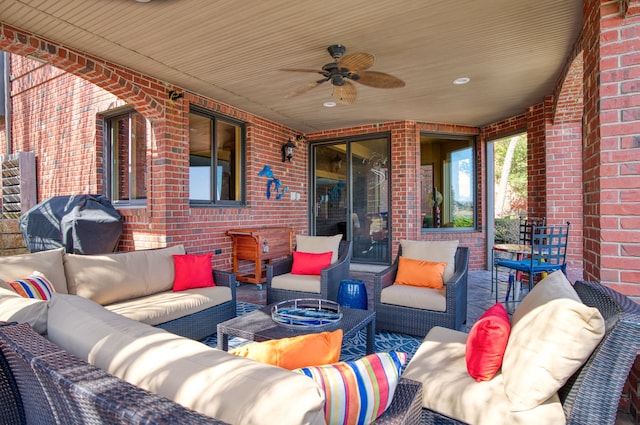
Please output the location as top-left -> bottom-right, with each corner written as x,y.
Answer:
287,80 -> 326,98
333,80 -> 357,105
338,53 -> 375,72
353,71 -> 405,88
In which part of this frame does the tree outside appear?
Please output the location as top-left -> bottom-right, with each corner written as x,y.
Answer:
494,133 -> 527,243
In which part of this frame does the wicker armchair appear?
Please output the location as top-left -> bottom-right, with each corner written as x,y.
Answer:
266,240 -> 352,304
420,280 -> 640,425
374,246 -> 469,337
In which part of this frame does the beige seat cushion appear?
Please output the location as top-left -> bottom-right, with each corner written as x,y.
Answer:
63,245 -> 186,305
0,247 -> 68,294
47,294 -> 326,425
400,240 -> 459,282
0,286 -> 49,335
105,286 -> 232,326
295,234 -> 342,264
402,326 -> 566,425
271,273 -> 321,294
380,284 -> 446,312
502,271 -> 605,411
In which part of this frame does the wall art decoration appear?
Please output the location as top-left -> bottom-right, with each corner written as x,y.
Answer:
258,165 -> 289,200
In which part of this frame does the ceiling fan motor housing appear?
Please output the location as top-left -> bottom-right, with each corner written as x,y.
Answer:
327,44 -> 346,59
331,74 -> 345,86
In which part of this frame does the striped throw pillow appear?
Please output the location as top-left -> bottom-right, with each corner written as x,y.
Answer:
8,272 -> 56,300
295,351 -> 407,425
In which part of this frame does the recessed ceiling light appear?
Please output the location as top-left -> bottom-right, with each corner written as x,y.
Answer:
453,77 -> 470,85
323,101 -> 337,107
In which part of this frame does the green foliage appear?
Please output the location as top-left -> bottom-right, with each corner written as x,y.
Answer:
453,216 -> 474,228
495,216 -> 519,243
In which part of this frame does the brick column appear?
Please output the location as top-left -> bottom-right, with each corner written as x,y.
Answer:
584,1 -> 640,422
582,0 -> 640,292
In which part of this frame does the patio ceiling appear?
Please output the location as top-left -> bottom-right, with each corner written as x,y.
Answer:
0,0 -> 582,133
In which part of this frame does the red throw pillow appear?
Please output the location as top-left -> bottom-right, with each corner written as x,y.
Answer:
465,302 -> 511,382
172,253 -> 215,291
290,251 -> 332,275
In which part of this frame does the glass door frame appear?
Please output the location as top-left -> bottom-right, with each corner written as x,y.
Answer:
308,132 -> 392,265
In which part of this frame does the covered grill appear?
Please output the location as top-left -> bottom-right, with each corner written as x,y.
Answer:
19,194 -> 122,254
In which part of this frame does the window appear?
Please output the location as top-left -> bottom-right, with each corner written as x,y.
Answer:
420,134 -> 475,230
188,106 -> 245,205
105,110 -> 147,204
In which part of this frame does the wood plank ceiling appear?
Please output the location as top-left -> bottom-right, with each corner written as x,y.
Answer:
0,0 -> 583,133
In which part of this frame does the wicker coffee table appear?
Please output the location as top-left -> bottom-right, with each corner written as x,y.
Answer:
217,304 -> 376,354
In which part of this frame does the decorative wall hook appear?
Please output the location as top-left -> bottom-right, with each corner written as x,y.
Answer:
168,90 -> 184,101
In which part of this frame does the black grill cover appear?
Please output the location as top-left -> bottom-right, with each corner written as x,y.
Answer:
19,194 -> 123,254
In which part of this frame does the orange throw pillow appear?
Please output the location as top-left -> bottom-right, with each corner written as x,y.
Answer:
290,251 -> 333,275
465,302 -> 511,381
393,256 -> 446,288
230,329 -> 343,370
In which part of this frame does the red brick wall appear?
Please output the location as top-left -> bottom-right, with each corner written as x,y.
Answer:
307,121 -> 486,270
583,1 -> 640,422
0,23 -> 310,272
1,25 -> 493,274
9,62 -> 117,196
583,0 -> 640,293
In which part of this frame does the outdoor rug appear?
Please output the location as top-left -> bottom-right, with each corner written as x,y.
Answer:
202,302 -> 423,369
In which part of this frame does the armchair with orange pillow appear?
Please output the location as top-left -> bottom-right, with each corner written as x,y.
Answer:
373,240 -> 469,337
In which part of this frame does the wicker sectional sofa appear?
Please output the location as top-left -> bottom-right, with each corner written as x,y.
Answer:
0,245 -> 236,340
402,272 -> 640,425
0,247 -> 423,424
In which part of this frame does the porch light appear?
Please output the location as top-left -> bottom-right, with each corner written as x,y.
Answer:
281,139 -> 296,162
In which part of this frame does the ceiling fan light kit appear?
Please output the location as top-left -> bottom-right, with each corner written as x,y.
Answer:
281,44 -> 405,105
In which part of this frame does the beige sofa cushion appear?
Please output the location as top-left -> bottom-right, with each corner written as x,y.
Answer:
63,245 -> 186,305
502,271 -> 605,411
402,326 -> 566,425
105,286 -> 232,326
0,286 -> 49,335
400,240 -> 459,282
271,273 -> 321,293
380,284 -> 446,312
0,248 -> 68,294
47,294 -> 326,425
296,234 -> 342,264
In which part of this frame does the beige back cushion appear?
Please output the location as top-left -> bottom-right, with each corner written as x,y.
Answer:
296,234 -> 342,264
47,294 -> 326,425
0,247 -> 68,294
64,245 -> 186,305
501,271 -> 605,411
402,326 -> 566,425
400,240 -> 459,282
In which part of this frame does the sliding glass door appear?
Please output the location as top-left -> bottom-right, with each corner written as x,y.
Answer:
311,135 -> 390,264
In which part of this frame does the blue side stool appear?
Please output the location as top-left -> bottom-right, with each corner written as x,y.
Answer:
337,279 -> 368,310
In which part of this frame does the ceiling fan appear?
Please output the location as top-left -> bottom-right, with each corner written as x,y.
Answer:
281,44 -> 405,105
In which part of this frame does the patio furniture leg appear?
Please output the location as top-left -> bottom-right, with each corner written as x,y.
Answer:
217,330 -> 229,351
366,318 -> 376,355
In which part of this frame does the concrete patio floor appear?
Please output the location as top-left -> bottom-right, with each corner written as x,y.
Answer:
235,266 -> 635,424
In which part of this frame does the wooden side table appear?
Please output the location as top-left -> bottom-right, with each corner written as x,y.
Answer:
226,227 -> 294,289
